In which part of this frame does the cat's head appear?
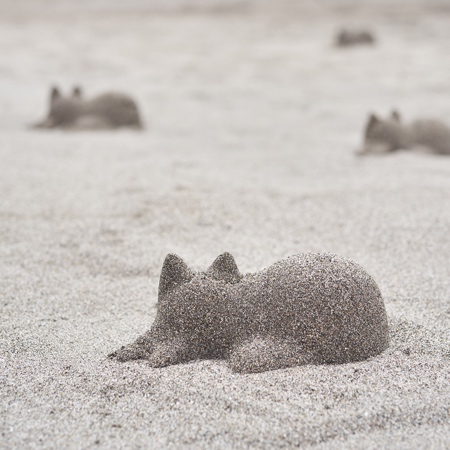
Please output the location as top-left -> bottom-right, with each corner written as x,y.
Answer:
158,252 -> 242,298
358,110 -> 407,155
33,85 -> 83,128
153,253 -> 242,334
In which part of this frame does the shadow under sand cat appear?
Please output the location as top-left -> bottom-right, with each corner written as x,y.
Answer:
33,85 -> 143,130
110,253 -> 389,373
359,110 -> 450,156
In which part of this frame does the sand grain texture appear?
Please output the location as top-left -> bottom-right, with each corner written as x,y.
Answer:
1,0 -> 450,448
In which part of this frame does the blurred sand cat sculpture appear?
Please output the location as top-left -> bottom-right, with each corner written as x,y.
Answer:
33,86 -> 142,130
336,29 -> 375,47
360,110 -> 450,155
110,252 -> 389,373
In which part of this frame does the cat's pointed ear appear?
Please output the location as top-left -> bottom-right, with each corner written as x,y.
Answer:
72,85 -> 82,98
158,254 -> 194,296
365,113 -> 380,137
206,252 -> 242,283
50,86 -> 61,105
391,109 -> 401,122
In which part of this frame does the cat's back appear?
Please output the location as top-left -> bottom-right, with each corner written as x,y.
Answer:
266,253 -> 377,292
411,119 -> 450,155
87,92 -> 142,127
244,253 -> 389,361
90,92 -> 136,107
250,253 -> 383,312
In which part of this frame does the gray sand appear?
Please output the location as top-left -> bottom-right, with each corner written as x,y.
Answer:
1,0 -> 450,448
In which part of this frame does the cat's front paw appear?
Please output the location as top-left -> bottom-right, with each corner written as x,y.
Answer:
108,344 -> 150,362
147,339 -> 192,368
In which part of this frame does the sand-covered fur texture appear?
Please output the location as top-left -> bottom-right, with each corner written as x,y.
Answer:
1,0 -> 450,449
111,253 -> 389,372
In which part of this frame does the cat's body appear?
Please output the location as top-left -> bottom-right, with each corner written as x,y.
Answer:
336,29 -> 375,47
33,86 -> 142,130
111,253 -> 389,373
360,111 -> 450,155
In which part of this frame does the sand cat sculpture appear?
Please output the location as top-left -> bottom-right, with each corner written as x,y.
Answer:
33,86 -> 142,130
336,29 -> 375,47
360,110 -> 450,155
110,253 -> 389,373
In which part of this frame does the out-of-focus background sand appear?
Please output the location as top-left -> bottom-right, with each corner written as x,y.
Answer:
1,1 -> 449,448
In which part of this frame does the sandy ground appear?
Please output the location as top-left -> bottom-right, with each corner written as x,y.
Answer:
1,1 -> 449,448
